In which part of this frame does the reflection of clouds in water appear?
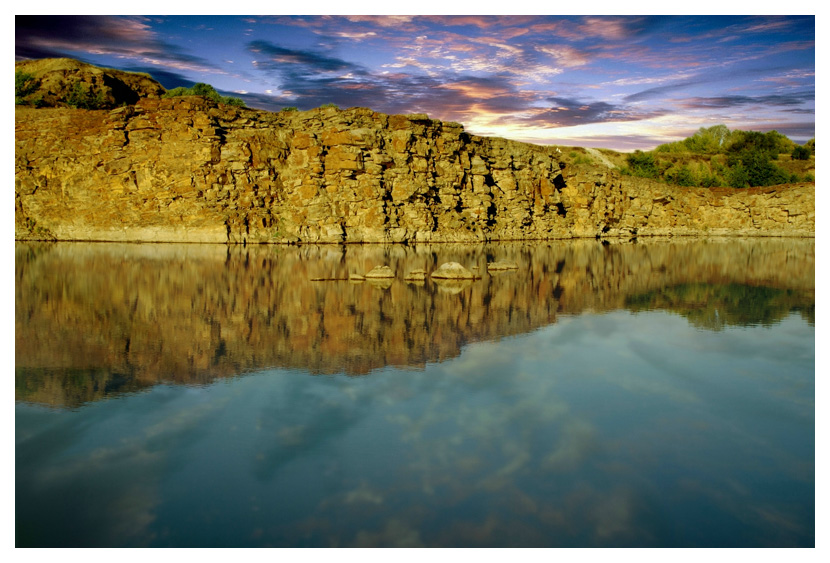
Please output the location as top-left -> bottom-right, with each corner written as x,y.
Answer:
16,306 -> 814,546
675,477 -> 813,547
19,440 -> 162,546
343,481 -> 384,505
541,419 -> 597,472
16,393 -> 228,546
352,518 -> 425,547
248,375 -> 379,482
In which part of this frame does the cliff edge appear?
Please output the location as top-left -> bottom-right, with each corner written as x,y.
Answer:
14,61 -> 814,243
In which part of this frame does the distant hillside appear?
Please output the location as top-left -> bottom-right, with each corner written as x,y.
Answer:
15,57 -> 165,109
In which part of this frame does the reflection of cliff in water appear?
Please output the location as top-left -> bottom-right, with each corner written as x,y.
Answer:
16,238 -> 814,407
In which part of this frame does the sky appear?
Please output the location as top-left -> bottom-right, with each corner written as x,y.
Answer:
14,11 -> 816,151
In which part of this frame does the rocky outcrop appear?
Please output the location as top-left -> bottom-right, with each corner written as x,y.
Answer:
432,262 -> 477,279
15,58 -> 165,109
15,96 -> 814,243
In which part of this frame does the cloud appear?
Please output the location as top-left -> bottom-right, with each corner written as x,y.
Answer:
15,15 -> 220,74
677,91 -> 814,110
246,39 -> 542,120
245,38 -> 669,138
249,40 -> 356,76
519,96 -> 667,129
536,45 -> 591,68
624,81 -> 703,103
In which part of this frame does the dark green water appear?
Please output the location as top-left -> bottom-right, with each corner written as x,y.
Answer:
15,239 -> 815,547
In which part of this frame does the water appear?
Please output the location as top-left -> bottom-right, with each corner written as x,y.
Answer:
15,239 -> 815,547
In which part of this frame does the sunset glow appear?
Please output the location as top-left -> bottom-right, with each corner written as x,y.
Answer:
15,13 -> 815,151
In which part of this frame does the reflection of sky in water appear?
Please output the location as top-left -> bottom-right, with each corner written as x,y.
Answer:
16,311 -> 814,547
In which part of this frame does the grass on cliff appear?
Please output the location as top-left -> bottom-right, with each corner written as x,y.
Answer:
619,126 -> 814,188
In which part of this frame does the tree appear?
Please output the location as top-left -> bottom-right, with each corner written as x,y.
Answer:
738,149 -> 790,187
684,125 -> 732,154
792,145 -> 812,160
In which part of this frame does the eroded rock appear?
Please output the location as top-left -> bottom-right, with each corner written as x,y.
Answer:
432,262 -> 476,279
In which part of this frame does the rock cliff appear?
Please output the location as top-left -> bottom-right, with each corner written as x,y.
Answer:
15,95 -> 814,243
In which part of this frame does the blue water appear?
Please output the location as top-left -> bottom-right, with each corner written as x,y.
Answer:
15,240 -> 815,547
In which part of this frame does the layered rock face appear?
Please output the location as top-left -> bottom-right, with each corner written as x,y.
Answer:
15,97 -> 814,243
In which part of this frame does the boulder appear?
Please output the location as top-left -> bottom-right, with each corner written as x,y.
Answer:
431,262 -> 476,279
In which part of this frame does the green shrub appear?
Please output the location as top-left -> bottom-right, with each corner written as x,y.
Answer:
792,145 -> 812,160
626,150 -> 659,178
667,164 -> 697,187
698,171 -> 722,188
281,106 -> 299,112
65,81 -> 105,109
739,149 -> 790,186
162,86 -> 189,97
727,164 -> 749,188
320,103 -> 339,109
162,82 -> 246,107
15,70 -> 40,105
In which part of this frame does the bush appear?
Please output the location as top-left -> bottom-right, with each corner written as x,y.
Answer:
626,150 -> 659,178
668,164 -> 697,187
698,171 -> 722,188
15,70 -> 40,105
65,81 -> 105,109
281,106 -> 298,112
727,164 -> 749,188
726,130 -> 793,159
162,82 -> 246,107
792,145 -> 812,160
739,149 -> 790,187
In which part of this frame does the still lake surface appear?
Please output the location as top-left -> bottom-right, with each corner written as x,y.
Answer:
15,238 -> 814,547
